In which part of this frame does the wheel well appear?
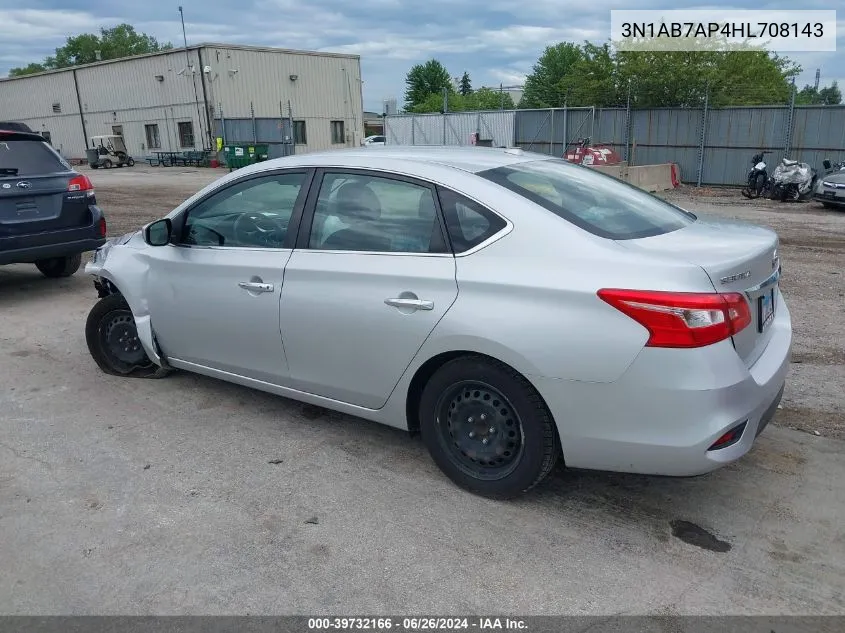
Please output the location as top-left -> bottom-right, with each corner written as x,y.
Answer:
404,351 -> 559,444
94,277 -> 121,298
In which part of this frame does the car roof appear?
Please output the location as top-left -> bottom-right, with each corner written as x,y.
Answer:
252,145 -> 554,175
0,129 -> 51,142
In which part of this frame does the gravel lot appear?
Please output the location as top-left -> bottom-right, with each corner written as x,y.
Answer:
1,165 -> 843,615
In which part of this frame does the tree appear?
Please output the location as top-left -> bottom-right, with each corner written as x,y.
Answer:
520,40 -> 800,109
8,63 -> 47,77
520,42 -> 584,108
408,87 -> 515,113
465,87 -> 515,110
404,59 -> 453,110
458,72 -> 472,96
796,81 -> 842,105
8,23 -> 172,76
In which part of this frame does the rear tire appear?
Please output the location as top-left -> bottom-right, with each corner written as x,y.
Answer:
102,159 -> 113,169
85,294 -> 161,377
35,253 -> 81,278
126,158 -> 135,167
418,355 -> 560,499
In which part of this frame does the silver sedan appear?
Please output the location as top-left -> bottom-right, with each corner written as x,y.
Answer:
84,146 -> 791,498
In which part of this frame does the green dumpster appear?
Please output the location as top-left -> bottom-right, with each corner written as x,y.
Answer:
222,143 -> 269,170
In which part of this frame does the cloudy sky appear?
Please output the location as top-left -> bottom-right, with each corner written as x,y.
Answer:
1,0 -> 842,112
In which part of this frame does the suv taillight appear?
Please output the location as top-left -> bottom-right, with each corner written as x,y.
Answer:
597,289 -> 752,348
97,216 -> 107,238
68,174 -> 94,196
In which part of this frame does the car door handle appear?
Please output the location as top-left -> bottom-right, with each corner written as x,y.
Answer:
384,297 -> 434,311
238,281 -> 274,293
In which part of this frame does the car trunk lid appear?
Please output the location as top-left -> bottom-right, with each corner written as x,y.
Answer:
617,218 -> 780,367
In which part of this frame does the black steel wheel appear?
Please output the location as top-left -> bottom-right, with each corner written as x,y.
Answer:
85,294 -> 155,376
435,381 -> 525,480
419,355 -> 560,499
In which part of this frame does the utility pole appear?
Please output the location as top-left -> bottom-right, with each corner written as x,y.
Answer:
179,6 -> 206,149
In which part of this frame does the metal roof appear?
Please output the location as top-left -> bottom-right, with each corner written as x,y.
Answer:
0,42 -> 359,83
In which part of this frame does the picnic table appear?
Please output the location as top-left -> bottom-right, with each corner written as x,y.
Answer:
146,150 -> 211,167
147,151 -> 181,166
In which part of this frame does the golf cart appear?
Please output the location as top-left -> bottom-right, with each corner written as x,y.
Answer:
86,135 -> 135,169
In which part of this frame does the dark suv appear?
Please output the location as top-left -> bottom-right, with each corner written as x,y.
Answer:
0,129 -> 107,277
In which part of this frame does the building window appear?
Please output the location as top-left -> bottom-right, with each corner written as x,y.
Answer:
178,121 -> 195,148
293,120 -> 307,144
330,120 -> 345,144
52,103 -> 61,113
41,131 -> 52,145
145,124 -> 161,149
112,125 -> 123,136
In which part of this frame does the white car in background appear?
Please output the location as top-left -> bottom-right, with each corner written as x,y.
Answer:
362,135 -> 386,147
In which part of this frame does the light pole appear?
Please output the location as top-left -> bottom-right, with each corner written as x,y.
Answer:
178,6 -> 207,149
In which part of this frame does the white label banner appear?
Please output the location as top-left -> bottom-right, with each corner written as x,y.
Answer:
610,9 -> 837,52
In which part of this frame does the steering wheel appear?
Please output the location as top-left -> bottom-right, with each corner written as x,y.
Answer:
232,213 -> 286,247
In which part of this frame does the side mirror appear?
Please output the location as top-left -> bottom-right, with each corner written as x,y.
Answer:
823,160 -> 832,170
144,218 -> 172,246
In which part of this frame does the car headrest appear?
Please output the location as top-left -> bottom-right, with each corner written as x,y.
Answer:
332,182 -> 381,222
418,192 -> 436,219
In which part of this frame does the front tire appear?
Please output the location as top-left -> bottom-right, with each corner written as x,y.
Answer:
418,356 -> 560,499
35,253 -> 81,278
85,294 -> 157,376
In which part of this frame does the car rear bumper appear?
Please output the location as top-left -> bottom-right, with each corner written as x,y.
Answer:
0,228 -> 105,264
530,293 -> 792,477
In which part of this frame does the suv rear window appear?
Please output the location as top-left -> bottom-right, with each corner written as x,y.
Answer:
0,139 -> 69,177
477,159 -> 694,240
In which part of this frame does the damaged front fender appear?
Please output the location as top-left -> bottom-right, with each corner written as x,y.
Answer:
84,230 -> 169,370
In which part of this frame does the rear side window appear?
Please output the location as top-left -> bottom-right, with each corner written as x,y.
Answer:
0,140 -> 69,176
437,187 -> 507,253
477,159 -> 694,240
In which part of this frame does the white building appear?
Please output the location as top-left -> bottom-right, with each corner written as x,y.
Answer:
0,43 -> 364,159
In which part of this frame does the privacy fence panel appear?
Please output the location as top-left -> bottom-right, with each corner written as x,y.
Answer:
385,111 -> 515,147
700,108 -> 789,187
386,104 -> 845,186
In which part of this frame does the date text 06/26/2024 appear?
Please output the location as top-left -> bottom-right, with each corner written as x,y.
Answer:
307,617 -> 527,631
610,9 -> 837,52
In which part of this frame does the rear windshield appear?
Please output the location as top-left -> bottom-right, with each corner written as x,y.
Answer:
477,159 -> 694,240
0,139 -> 69,177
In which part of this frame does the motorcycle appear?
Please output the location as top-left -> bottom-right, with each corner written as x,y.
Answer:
740,151 -> 772,199
821,159 -> 845,173
770,157 -> 817,202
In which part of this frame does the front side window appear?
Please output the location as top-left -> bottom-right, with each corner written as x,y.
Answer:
478,159 -> 694,240
308,172 -> 443,253
180,172 -> 305,248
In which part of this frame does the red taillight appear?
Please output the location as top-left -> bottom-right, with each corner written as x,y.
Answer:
597,289 -> 752,348
98,217 -> 107,238
68,174 -> 94,194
